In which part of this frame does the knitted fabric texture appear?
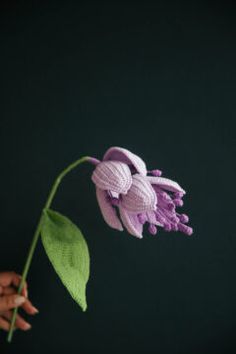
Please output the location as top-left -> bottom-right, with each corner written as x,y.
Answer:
6,146 -> 194,344
41,209 -> 89,311
90,146 -> 193,238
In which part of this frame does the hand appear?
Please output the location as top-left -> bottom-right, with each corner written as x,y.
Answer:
0,271 -> 39,331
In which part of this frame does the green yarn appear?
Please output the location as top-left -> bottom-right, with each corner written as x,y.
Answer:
41,208 -> 90,311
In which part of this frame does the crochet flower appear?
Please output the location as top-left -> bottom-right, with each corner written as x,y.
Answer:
91,147 -> 193,238
7,146 -> 193,343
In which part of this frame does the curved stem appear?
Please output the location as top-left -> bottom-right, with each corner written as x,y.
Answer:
7,156 -> 91,343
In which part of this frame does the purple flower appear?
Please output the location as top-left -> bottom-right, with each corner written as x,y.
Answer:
90,147 -> 193,239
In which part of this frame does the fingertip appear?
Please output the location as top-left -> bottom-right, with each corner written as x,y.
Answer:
29,305 -> 39,315
21,299 -> 39,315
21,287 -> 28,298
22,323 -> 32,331
32,306 -> 39,314
14,295 -> 26,307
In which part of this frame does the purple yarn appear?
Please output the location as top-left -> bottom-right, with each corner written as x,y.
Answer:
178,213 -> 189,223
148,224 -> 157,235
149,169 -> 162,177
90,146 -> 193,238
173,199 -> 184,207
151,183 -> 191,234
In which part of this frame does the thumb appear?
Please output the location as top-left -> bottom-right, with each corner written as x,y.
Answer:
0,295 -> 26,312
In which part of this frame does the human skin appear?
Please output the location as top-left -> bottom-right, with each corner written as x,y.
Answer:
0,271 -> 39,331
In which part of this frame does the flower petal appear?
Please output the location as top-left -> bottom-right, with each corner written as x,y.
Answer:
146,176 -> 186,194
119,207 -> 143,238
146,211 -> 164,227
121,174 -> 157,213
95,187 -> 123,231
92,161 -> 132,194
103,146 -> 147,176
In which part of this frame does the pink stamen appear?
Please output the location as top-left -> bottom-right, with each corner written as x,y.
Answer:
148,224 -> 157,235
173,199 -> 183,207
150,169 -> 162,177
164,223 -> 171,231
178,223 -> 193,235
179,214 -> 189,223
171,223 -> 178,231
174,191 -> 184,198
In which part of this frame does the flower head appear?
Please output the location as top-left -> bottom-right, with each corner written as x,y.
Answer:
90,147 -> 193,238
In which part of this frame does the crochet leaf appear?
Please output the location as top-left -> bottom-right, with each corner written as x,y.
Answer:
40,208 -> 90,311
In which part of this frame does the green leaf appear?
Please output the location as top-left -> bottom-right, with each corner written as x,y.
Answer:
40,208 -> 90,311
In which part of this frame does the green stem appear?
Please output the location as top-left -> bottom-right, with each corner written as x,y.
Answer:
7,156 -> 90,343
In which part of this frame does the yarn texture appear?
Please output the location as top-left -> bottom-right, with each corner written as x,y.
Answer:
41,208 -> 90,311
91,146 -> 193,238
7,147 -> 193,343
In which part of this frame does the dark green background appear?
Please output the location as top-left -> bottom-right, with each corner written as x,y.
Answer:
0,1 -> 235,353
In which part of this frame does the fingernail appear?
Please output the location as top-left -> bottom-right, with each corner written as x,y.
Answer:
32,306 -> 39,314
14,296 -> 26,306
24,323 -> 31,331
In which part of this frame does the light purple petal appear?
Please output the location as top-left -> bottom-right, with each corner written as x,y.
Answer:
119,207 -> 143,238
103,146 -> 147,176
146,176 -> 186,194
121,174 -> 157,213
92,161 -> 132,195
96,187 -> 123,231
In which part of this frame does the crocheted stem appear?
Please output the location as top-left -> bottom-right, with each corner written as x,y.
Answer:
7,156 -> 91,343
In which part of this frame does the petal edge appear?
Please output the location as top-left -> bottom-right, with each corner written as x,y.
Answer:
119,207 -> 143,238
103,146 -> 147,176
96,187 -> 123,231
146,176 -> 186,194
